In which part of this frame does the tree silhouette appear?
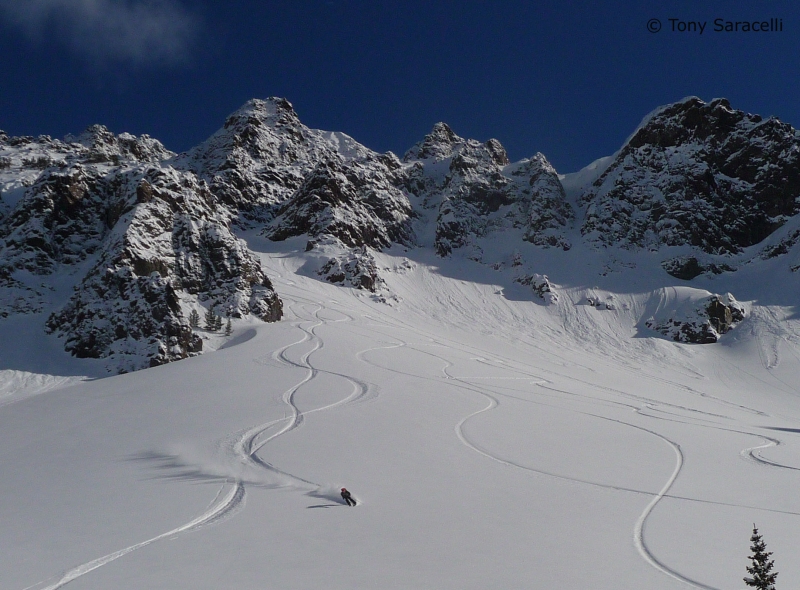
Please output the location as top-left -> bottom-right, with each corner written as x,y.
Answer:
744,525 -> 777,590
204,306 -> 219,331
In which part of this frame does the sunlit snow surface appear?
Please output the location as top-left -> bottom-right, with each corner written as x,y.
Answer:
2,236 -> 800,590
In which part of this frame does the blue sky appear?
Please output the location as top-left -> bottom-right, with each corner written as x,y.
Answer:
1,0 -> 799,172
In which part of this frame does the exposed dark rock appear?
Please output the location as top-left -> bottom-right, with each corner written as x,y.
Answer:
521,155 -> 573,250
758,228 -> 800,260
583,97 -> 800,254
46,268 -> 204,370
515,273 -> 558,304
43,166 -> 283,369
0,147 -> 282,371
585,295 -> 616,310
404,122 -> 461,161
265,155 -> 413,249
44,168 -> 283,369
662,256 -> 737,280
646,292 -> 745,343
0,164 -> 114,274
663,257 -> 705,280
403,124 -> 572,256
317,245 -> 384,292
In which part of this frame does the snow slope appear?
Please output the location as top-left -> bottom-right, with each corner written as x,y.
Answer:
3,236 -> 800,590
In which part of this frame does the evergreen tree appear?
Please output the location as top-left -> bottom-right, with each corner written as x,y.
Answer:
214,313 -> 223,332
225,317 -> 232,336
188,309 -> 200,328
744,525 -> 777,590
204,307 -> 218,331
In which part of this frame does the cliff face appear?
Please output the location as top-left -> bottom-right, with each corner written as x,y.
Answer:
0,124 -> 282,372
264,152 -> 414,250
44,167 -> 282,371
6,95 -> 800,370
401,123 -> 572,257
581,97 -> 800,255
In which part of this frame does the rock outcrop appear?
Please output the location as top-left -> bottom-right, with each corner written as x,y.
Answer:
402,123 -> 572,256
646,292 -> 745,343
582,97 -> 800,255
515,273 -> 558,304
0,126 -> 282,372
45,166 -> 282,370
317,245 -> 384,292
264,153 -> 413,249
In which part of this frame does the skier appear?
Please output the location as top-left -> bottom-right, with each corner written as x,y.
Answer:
340,487 -> 356,506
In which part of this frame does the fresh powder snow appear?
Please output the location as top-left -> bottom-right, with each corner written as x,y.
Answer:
2,96 -> 800,589
1,233 -> 800,590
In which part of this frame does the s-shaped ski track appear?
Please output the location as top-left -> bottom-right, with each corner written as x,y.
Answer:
354,323 -> 727,589
24,302 -> 371,590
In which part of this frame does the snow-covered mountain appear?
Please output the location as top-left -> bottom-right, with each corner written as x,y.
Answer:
173,97 -> 374,219
581,97 -> 800,276
0,125 -> 282,372
3,96 -> 800,371
4,97 -> 800,589
401,122 -> 572,255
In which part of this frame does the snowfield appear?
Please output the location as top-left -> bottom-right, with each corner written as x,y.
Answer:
2,236 -> 800,590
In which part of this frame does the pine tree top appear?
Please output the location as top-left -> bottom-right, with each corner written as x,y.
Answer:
744,526 -> 777,589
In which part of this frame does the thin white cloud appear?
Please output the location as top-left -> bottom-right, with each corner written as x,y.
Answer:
0,0 -> 199,66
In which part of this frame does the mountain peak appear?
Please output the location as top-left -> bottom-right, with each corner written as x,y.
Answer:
404,122 -> 463,161
429,121 -> 458,142
626,95 -> 769,152
583,96 -> 800,254
65,124 -> 116,148
223,97 -> 300,131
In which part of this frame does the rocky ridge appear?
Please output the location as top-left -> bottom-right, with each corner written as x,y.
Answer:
400,123 -> 572,257
174,98 -> 373,221
265,152 -> 413,250
0,126 -> 282,372
4,95 -> 800,372
582,97 -> 800,258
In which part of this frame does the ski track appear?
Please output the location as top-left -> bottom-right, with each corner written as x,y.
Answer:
232,301 -> 374,488
344,298 -> 769,419
632,439 -> 719,590
26,481 -> 245,590
741,436 -> 800,471
268,256 -> 800,587
25,300 -> 374,590
347,306 -> 799,589
351,317 -> 800,501
443,363 -> 714,589
25,271 -> 800,590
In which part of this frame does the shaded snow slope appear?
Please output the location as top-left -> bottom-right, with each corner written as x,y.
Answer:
2,237 -> 800,589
